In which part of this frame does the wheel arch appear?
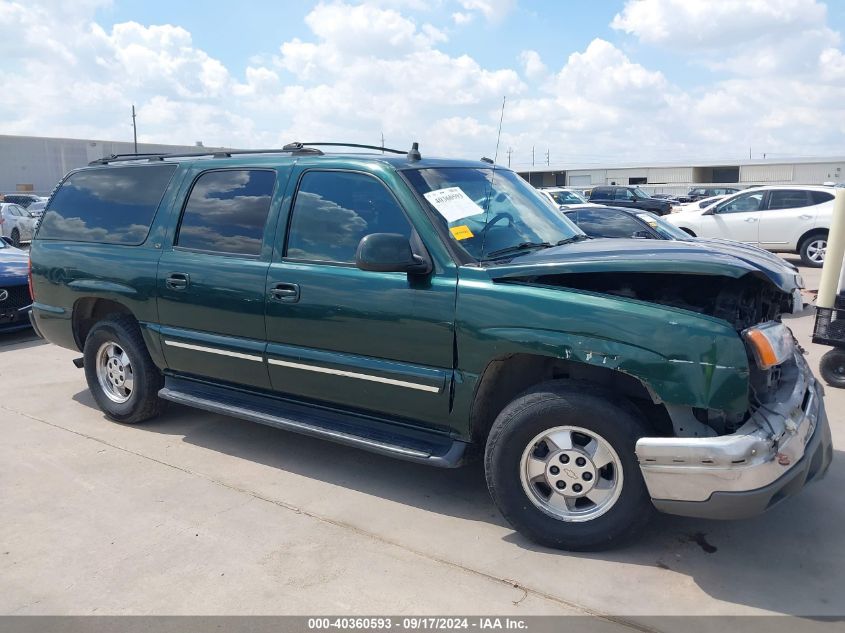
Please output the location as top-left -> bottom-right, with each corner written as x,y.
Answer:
72,297 -> 134,351
468,353 -> 672,446
797,227 -> 828,250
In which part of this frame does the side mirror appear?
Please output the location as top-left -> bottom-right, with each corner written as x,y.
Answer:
355,233 -> 431,275
702,207 -> 717,216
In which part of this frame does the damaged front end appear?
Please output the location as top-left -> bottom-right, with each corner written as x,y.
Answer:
487,254 -> 832,518
550,271 -> 832,517
638,347 -> 832,518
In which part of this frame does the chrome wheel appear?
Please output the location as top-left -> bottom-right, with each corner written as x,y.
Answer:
806,239 -> 826,264
95,341 -> 134,404
520,425 -> 623,522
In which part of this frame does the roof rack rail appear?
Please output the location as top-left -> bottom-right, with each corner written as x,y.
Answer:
87,141 -> 419,166
292,142 -> 406,155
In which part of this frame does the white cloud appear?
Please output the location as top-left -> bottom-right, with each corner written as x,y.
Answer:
455,0 -> 515,22
1,0 -> 845,168
611,0 -> 827,46
519,50 -> 546,81
611,0 -> 838,77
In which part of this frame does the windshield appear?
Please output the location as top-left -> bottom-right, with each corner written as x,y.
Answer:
632,187 -> 651,199
636,211 -> 690,240
549,190 -> 587,205
404,167 -> 583,262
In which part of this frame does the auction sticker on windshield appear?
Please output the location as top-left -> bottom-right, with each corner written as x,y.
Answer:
636,213 -> 658,228
423,187 -> 485,223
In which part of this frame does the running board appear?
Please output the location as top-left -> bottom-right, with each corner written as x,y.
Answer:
158,376 -> 466,468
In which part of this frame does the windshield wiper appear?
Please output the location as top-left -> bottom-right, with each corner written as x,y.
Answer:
483,241 -> 552,260
555,234 -> 591,246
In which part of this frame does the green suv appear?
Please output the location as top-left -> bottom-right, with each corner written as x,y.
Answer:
29,142 -> 832,550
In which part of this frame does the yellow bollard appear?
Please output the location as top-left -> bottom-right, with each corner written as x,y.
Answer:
817,189 -> 845,309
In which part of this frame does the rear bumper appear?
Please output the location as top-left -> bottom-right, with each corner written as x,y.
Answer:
637,351 -> 833,519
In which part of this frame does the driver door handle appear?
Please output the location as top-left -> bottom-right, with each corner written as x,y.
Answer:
165,272 -> 190,290
745,217 -> 758,222
269,282 -> 300,303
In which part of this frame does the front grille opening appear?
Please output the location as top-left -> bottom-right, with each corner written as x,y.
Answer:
0,284 -> 31,310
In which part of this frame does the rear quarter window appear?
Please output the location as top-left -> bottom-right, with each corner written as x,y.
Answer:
811,191 -> 835,205
38,164 -> 177,244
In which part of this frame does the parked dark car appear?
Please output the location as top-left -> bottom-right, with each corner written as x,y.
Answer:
28,142 -> 828,551
563,206 -> 692,241
565,200 -> 798,262
1,193 -> 45,209
0,236 -> 32,333
649,193 -> 680,203
678,186 -> 741,203
587,186 -> 672,215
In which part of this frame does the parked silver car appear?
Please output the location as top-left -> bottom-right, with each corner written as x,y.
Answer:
0,202 -> 37,247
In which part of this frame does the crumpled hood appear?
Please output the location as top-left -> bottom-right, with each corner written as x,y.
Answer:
486,238 -> 801,293
0,251 -> 29,282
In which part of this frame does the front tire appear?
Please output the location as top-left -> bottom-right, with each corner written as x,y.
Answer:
10,228 -> 20,247
820,349 -> 845,389
485,382 -> 654,551
83,315 -> 165,423
799,233 -> 827,268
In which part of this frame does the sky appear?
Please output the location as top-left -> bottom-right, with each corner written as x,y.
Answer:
2,0 -> 845,168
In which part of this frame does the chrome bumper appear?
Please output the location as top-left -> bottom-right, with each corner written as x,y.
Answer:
636,351 -> 832,517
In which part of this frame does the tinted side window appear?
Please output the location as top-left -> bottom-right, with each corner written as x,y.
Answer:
614,188 -> 634,201
576,209 -> 645,238
177,170 -> 275,256
39,165 -> 177,244
767,190 -> 810,210
811,191 -> 835,205
286,171 -> 412,263
590,188 -> 611,200
718,192 -> 765,214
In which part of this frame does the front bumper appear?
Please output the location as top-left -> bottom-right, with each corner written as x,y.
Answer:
636,351 -> 833,519
0,304 -> 32,333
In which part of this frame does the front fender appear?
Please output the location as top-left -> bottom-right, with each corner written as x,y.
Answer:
453,269 -> 750,433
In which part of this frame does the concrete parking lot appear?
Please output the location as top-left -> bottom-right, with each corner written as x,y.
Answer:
1,256 -> 842,621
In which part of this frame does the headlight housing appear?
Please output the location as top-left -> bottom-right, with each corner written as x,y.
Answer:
743,322 -> 794,370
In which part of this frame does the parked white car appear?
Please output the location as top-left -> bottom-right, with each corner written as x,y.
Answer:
666,185 -> 835,267
537,187 -> 601,208
674,194 -> 725,213
0,203 -> 37,247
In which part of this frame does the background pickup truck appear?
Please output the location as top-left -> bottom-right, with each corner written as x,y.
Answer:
28,142 -> 832,551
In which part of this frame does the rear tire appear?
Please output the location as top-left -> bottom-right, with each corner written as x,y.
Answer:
10,228 -> 20,247
820,349 -> 845,389
83,314 -> 165,423
484,382 -> 654,551
799,233 -> 827,268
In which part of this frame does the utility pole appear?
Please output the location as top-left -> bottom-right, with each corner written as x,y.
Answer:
132,105 -> 138,153
532,146 -> 535,166
380,131 -> 385,154
506,147 -> 513,168
545,149 -> 549,166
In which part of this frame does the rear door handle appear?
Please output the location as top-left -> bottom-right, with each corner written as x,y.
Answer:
745,218 -> 758,222
165,272 -> 190,290
269,282 -> 300,303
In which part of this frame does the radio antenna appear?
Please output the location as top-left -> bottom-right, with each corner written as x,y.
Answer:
480,96 -> 507,259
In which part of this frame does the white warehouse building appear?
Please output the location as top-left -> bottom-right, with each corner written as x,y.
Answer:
0,134 -> 224,195
2,134 -> 844,198
517,157 -> 845,196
